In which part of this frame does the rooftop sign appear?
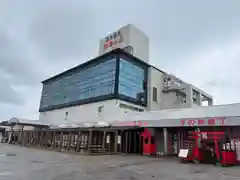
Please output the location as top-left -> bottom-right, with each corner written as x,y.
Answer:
104,31 -> 122,50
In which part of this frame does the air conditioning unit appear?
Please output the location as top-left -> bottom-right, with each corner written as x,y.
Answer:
122,45 -> 133,55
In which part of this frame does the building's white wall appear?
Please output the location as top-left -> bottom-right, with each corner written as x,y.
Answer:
147,67 -> 165,110
39,99 -> 146,124
160,92 -> 191,110
147,67 -> 196,110
192,103 -> 201,108
129,25 -> 149,62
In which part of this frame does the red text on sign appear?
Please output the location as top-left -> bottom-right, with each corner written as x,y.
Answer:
179,117 -> 226,126
187,120 -> 195,126
180,120 -> 185,126
198,119 -> 205,125
208,118 -> 216,125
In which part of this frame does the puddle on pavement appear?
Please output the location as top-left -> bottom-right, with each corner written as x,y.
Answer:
30,160 -> 43,163
5,153 -> 16,157
0,172 -> 14,176
0,153 -> 17,157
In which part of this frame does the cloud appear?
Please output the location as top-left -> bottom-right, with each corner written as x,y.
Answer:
166,37 -> 240,104
0,76 -> 24,105
28,6 -> 99,61
0,30 -> 41,106
0,87 -> 40,120
0,31 -> 42,86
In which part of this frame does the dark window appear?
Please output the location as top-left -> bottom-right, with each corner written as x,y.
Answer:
151,136 -> 155,144
119,103 -> 144,112
40,58 -> 117,110
97,106 -> 104,113
65,112 -> 68,121
144,137 -> 148,144
152,87 -> 157,102
118,58 -> 146,103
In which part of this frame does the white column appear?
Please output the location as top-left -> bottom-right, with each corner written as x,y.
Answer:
196,93 -> 202,106
186,85 -> 193,107
208,98 -> 213,106
163,128 -> 168,155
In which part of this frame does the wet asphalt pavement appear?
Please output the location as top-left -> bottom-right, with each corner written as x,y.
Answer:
0,144 -> 240,180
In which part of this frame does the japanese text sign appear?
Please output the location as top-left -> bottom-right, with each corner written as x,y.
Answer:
104,31 -> 122,49
179,117 -> 225,126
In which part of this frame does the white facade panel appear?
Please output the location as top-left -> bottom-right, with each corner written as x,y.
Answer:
39,99 -> 146,124
147,67 -> 192,110
147,67 -> 165,110
161,92 -> 190,109
128,25 -> 149,62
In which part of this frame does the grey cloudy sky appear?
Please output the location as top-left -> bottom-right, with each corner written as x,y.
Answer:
0,0 -> 239,120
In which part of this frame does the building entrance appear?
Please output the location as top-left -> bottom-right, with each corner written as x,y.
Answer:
120,128 -> 143,154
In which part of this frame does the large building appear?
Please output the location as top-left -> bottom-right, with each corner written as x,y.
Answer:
39,24 -> 213,124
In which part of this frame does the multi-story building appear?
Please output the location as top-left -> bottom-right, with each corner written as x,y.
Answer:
39,24 -> 212,124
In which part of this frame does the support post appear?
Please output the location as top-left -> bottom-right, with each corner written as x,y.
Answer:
133,131 -> 137,153
53,132 -> 56,149
102,131 -> 106,149
39,131 -> 43,146
88,129 -> 93,154
125,131 -> 128,153
68,132 -> 71,152
128,131 -> 132,153
76,131 -> 81,152
163,128 -> 168,156
114,131 -> 118,153
59,131 -> 63,152
119,130 -> 122,153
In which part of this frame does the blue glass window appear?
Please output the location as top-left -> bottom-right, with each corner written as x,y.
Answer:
40,58 -> 116,110
118,58 -> 146,103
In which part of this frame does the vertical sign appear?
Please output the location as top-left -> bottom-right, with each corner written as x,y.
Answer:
106,135 -> 110,143
117,135 -> 121,144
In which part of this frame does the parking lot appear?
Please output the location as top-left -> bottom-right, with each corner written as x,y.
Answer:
0,144 -> 239,180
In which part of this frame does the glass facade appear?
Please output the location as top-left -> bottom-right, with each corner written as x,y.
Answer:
40,58 -> 116,110
118,58 -> 146,104
39,54 -> 148,112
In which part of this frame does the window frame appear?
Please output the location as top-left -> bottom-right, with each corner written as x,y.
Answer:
115,56 -> 148,107
152,87 -> 158,102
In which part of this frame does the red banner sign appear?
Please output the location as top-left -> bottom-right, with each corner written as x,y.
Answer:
180,117 -> 225,126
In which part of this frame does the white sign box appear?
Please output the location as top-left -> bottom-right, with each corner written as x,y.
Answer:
178,149 -> 189,158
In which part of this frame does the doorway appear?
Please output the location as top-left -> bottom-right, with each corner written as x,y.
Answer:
121,128 -> 143,154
